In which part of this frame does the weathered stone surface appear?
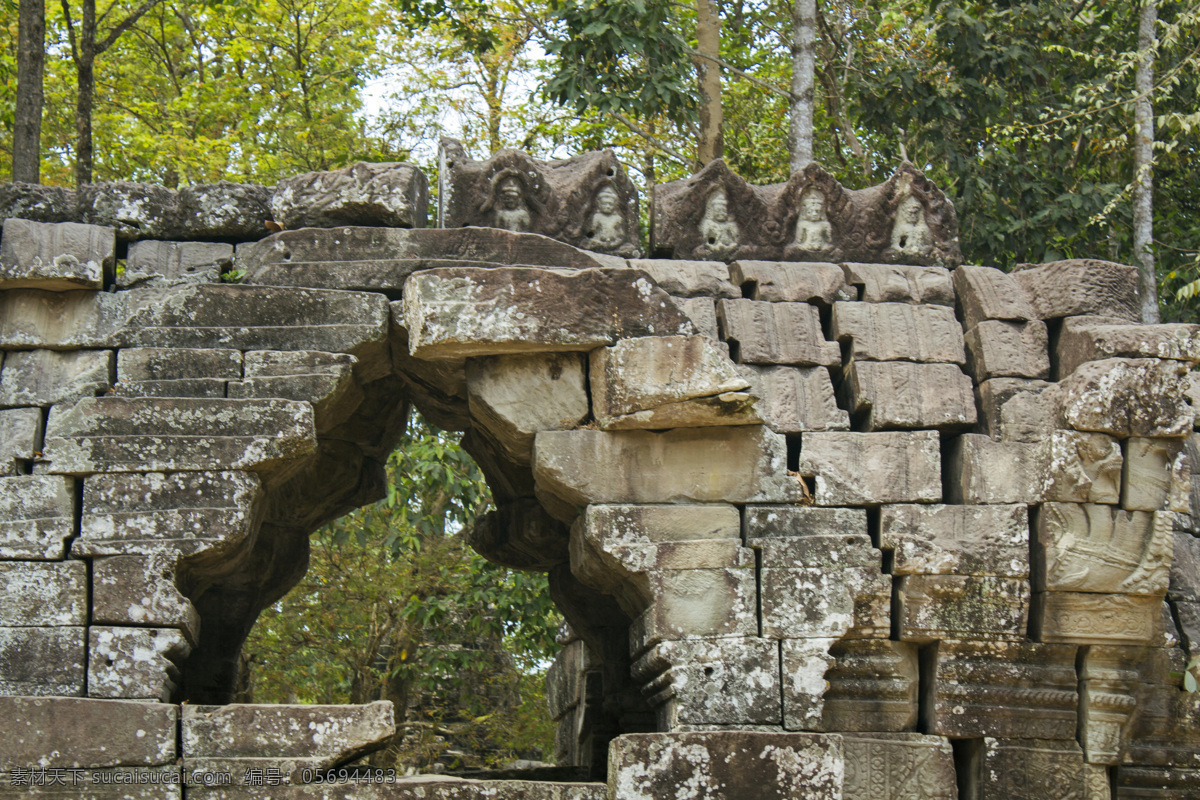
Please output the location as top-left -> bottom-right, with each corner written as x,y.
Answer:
1057,317 -> 1200,379
1012,259 -> 1140,321
672,297 -> 719,340
745,506 -> 867,540
964,319 -> 1050,381
841,263 -> 954,306
185,779 -> 607,799
843,361 -> 976,430
761,544 -> 890,638
1116,765 -> 1200,799
1078,645 -> 1142,765
468,498 -> 570,570
92,554 -> 199,637
117,347 -> 242,381
820,639 -> 919,732
272,162 -> 427,229
925,640 -> 1078,739
1035,503 -> 1172,595
1123,438 -> 1190,513
730,260 -> 848,304
0,289 -> 123,350
239,226 -> 616,290
628,260 -> 737,298
403,268 -> 694,359
796,431 -> 941,505
632,638 -> 780,728
591,336 -> 756,428
780,638 -> 838,730
0,406 -> 43,474
608,732 -> 844,800
976,377 -> 1054,441
77,181 -> 177,241
969,739 -> 1093,800
896,575 -> 1029,642
0,626 -> 85,695
0,697 -> 177,768
228,351 -> 362,432
176,180 -> 272,240
952,263 -> 1037,331
88,626 -> 190,700
880,504 -> 1029,577
832,302 -> 965,364
1039,431 -> 1123,504
0,349 -> 113,407
0,182 -> 75,224
947,432 -> 1123,505
629,567 -> 757,651
0,218 -> 114,290
0,475 -> 74,559
735,365 -> 849,433
535,426 -> 801,506
119,240 -> 232,288
842,733 -> 957,800
716,299 -> 840,366
0,561 -> 86,625
43,397 -> 315,474
77,471 -> 262,558
1034,591 -> 1164,645
466,352 -> 588,463
183,702 -> 394,783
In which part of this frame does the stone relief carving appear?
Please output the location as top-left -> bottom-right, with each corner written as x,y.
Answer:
697,188 -> 741,260
790,188 -> 833,252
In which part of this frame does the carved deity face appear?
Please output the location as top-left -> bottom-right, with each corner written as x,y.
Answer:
595,186 -> 619,215
497,177 -> 525,211
800,190 -> 826,222
899,195 -> 924,225
705,190 -> 730,223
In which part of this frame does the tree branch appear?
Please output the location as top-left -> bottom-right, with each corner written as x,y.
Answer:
685,46 -> 793,101
610,112 -> 689,166
60,0 -> 80,67
96,0 -> 165,55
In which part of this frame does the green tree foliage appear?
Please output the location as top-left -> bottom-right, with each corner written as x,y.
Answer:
240,413 -> 561,770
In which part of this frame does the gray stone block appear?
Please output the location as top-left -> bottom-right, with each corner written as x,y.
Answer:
735,365 -> 848,433
0,289 -> 123,350
92,554 -> 200,639
117,347 -> 243,381
796,430 -> 941,505
0,626 -> 85,696
880,503 -> 1029,578
843,360 -> 976,430
832,301 -> 965,364
176,180 -> 271,240
119,240 -> 233,288
1054,357 -> 1193,438
0,561 -> 87,625
0,406 -> 44,475
1057,316 -> 1200,378
0,348 -> 113,407
671,297 -> 719,340
730,260 -> 848,304
628,259 -> 737,298
77,181 -> 177,241
272,161 -> 427,229
717,299 -> 840,366
841,262 -> 954,305
0,697 -> 177,768
895,574 -> 1030,642
0,475 -> 75,559
952,264 -> 1036,331
1012,258 -> 1140,321
88,626 -> 190,700
964,319 -> 1050,380
0,218 -> 114,290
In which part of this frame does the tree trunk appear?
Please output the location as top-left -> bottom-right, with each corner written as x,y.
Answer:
72,0 -> 98,186
695,0 -> 722,165
789,0 -> 815,173
13,0 -> 46,184
1133,0 -> 1158,323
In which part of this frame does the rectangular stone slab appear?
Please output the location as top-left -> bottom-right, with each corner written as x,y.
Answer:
841,262 -> 954,306
880,503 -> 1029,578
119,239 -> 232,288
0,697 -> 177,768
1034,503 -> 1171,595
0,289 -> 124,350
0,561 -> 87,625
735,365 -> 849,433
1033,591 -> 1164,646
952,264 -> 1036,331
842,733 -> 957,799
0,626 -> 85,696
796,431 -> 941,505
632,638 -> 781,727
895,575 -> 1030,642
971,739 -> 1096,800
1012,259 -> 1140,321
744,505 -> 867,540
92,554 -> 200,638
117,347 -> 243,380
831,302 -> 965,364
0,348 -> 113,408
0,475 -> 75,559
43,397 -> 315,474
963,319 -> 1050,381
88,626 -> 190,701
0,406 -> 44,475
761,566 -> 891,639
730,260 -> 847,304
628,259 -> 738,298
716,299 -> 840,366
843,361 -> 975,430
819,639 -> 919,733
0,218 -> 114,291
401,267 -> 695,359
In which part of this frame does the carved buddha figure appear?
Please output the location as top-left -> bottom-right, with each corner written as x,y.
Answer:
584,185 -> 625,251
792,188 -> 833,251
492,175 -> 531,232
890,194 -> 932,255
699,188 -> 739,259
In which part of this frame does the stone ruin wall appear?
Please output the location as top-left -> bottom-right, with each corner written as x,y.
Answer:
0,144 -> 1197,799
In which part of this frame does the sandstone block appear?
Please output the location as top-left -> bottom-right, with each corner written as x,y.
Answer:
0,289 -> 123,350
631,567 -> 757,651
716,299 -> 840,366
120,240 -> 232,288
466,353 -> 588,464
780,637 -> 839,730
896,575 -> 1029,642
1040,431 -> 1123,504
976,377 -> 1053,441
402,268 -> 694,359
92,554 -> 200,639
820,639 -> 918,732
831,302 -> 965,364
0,561 -> 86,625
730,260 -> 848,304
77,471 -> 263,558
0,406 -> 43,475
1034,591 -> 1164,645
44,397 -> 315,474
468,498 -> 571,571
842,733 -> 957,800
969,739 -> 1093,800
880,503 -> 1029,578
1123,437 -> 1191,513
577,503 -> 741,545
0,697 -> 177,768
947,433 -> 1122,505
88,626 -> 190,700
176,180 -> 272,240
1078,645 -> 1142,765
925,640 -> 1078,739
1057,317 -> 1200,379
183,780 -> 605,799
0,181 -> 75,224
796,431 -> 941,505
1012,259 -> 1140,320
751,533 -> 879,570
271,161 -> 427,229
762,565 -> 890,639
841,262 -> 954,305
1170,532 -> 1200,602
77,181 -> 176,241
117,347 -> 243,381
952,263 -> 1037,331
964,319 -> 1050,380
0,475 -> 74,559
0,218 -> 113,290
735,365 -> 849,433
1035,503 -> 1172,595
0,348 -> 113,407
628,259 -> 737,298
744,505 -> 868,541
671,297 -> 719,340
0,626 -> 85,695
632,638 -> 781,728
228,351 -> 362,432
535,426 -> 802,507
608,732 -> 843,800
843,360 -> 975,430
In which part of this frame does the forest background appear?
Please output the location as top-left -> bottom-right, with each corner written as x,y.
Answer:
2,0 -> 1199,772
